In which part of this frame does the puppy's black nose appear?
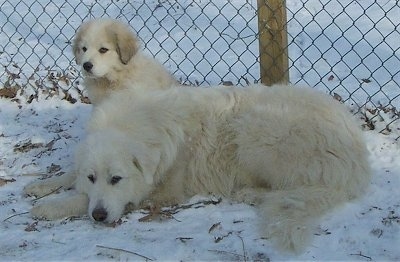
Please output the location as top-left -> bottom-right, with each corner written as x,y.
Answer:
92,207 -> 108,222
83,62 -> 93,72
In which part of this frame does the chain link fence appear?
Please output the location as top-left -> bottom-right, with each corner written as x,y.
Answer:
0,0 -> 399,135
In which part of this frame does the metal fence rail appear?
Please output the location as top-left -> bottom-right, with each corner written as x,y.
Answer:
0,0 -> 399,135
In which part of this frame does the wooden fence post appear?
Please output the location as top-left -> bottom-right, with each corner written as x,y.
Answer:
257,0 -> 289,85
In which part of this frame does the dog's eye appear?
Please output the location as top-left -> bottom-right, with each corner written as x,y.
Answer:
99,47 -> 108,54
82,47 -> 87,52
110,176 -> 122,185
87,174 -> 95,183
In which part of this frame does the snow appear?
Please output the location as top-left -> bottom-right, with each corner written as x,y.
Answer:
0,0 -> 399,261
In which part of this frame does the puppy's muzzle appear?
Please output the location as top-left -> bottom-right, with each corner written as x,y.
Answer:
92,206 -> 108,222
83,62 -> 93,73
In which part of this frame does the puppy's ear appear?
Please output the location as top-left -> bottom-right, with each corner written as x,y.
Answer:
112,23 -> 139,65
72,21 -> 91,64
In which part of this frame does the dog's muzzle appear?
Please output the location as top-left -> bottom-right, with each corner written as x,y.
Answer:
83,62 -> 93,73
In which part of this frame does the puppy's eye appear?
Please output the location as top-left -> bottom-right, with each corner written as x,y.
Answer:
82,47 -> 87,52
99,47 -> 108,54
87,174 -> 95,183
110,176 -> 122,185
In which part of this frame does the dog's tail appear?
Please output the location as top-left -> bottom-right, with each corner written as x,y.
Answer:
259,186 -> 350,253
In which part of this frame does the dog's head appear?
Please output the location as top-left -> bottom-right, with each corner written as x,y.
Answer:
74,130 -> 159,223
72,18 -> 139,80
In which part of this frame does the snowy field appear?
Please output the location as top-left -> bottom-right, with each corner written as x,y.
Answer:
1,0 -> 399,261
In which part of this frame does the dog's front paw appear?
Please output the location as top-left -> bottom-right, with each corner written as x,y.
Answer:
31,202 -> 68,220
30,193 -> 89,220
24,180 -> 58,198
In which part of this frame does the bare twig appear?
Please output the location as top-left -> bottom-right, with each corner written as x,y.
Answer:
139,198 -> 222,222
167,197 -> 222,214
350,251 -> 372,261
96,244 -> 154,261
237,234 -> 248,262
3,211 -> 30,222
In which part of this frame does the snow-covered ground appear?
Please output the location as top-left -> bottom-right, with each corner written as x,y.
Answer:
0,97 -> 399,261
1,0 -> 399,260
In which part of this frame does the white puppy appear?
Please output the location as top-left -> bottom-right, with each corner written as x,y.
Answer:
73,18 -> 176,105
25,84 -> 371,253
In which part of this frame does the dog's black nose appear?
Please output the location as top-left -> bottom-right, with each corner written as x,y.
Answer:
92,207 -> 108,222
83,62 -> 93,72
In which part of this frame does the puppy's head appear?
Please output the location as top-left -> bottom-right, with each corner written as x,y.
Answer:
72,18 -> 139,79
74,130 -> 160,223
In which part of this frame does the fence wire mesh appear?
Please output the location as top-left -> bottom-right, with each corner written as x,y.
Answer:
0,0 -> 399,136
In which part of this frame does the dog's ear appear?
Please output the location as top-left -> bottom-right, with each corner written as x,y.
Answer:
132,148 -> 160,185
72,21 -> 91,64
112,23 -> 139,65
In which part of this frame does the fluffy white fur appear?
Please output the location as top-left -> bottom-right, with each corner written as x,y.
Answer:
24,84 -> 371,253
73,18 -> 176,105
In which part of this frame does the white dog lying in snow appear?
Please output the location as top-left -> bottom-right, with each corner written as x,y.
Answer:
24,84 -> 371,252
